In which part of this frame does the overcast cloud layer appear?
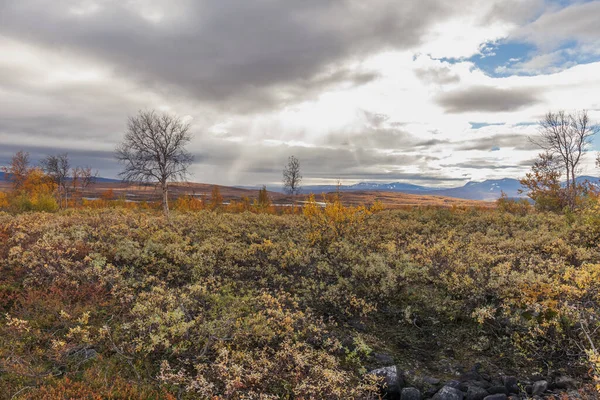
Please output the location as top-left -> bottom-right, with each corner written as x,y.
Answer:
1,0 -> 600,186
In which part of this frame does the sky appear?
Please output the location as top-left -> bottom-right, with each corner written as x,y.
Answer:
1,0 -> 600,187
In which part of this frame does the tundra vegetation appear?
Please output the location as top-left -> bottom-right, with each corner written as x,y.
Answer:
1,110 -> 600,398
1,187 -> 600,398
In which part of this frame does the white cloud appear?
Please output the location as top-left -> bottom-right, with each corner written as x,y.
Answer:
0,0 -> 599,186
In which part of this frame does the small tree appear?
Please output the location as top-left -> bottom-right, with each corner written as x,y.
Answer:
531,110 -> 599,208
116,110 -> 194,216
41,153 -> 71,209
71,166 -> 98,205
519,153 -> 565,212
257,185 -> 271,210
283,156 -> 302,195
2,150 -> 30,191
209,185 -> 223,211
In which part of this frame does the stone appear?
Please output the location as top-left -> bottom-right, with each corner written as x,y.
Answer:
530,373 -> 544,382
373,352 -> 395,365
487,386 -> 507,395
465,385 -> 488,400
401,387 -> 421,400
551,376 -> 577,390
445,380 -> 462,390
432,386 -> 464,400
483,395 -> 507,400
502,376 -> 519,394
532,380 -> 548,396
368,366 -> 404,397
424,376 -> 441,385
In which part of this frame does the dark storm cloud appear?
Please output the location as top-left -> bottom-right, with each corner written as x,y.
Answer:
435,85 -> 542,113
0,0 -> 465,112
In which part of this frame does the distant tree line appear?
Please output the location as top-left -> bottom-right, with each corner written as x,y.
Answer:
1,150 -> 97,212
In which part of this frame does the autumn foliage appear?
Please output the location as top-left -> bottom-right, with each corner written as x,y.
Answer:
1,199 -> 600,397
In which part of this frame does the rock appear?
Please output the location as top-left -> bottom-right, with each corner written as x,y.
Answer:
445,380 -> 462,390
551,376 -> 576,390
465,385 -> 488,400
465,380 -> 491,389
530,373 -> 545,382
487,386 -> 507,395
502,376 -> 519,394
369,365 -> 404,397
424,376 -> 441,386
532,380 -> 548,396
432,386 -> 464,400
406,373 -> 442,397
401,387 -> 421,400
483,395 -> 507,400
373,352 -> 395,365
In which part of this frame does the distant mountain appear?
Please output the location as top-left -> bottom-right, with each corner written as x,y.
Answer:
299,181 -> 433,194
288,178 -> 524,201
429,178 -> 523,201
0,171 -> 121,184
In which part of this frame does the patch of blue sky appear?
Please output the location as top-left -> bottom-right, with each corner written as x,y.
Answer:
469,122 -> 506,130
437,36 -> 600,78
469,41 -> 537,76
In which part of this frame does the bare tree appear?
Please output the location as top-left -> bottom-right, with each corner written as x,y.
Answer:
2,151 -> 30,191
41,153 -> 71,209
283,155 -> 302,195
116,110 -> 194,216
531,110 -> 599,208
72,166 -> 98,202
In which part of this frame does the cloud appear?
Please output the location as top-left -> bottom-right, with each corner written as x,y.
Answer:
0,0 -> 599,188
435,85 -> 542,113
414,65 -> 460,85
517,1 -> 600,50
455,132 -> 538,151
0,0 -> 465,112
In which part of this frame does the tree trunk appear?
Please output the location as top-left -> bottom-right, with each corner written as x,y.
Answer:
162,185 -> 170,217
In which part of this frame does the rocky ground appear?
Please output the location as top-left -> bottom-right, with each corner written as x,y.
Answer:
369,363 -> 593,399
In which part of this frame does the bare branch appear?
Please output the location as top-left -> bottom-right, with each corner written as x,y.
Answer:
115,110 -> 194,216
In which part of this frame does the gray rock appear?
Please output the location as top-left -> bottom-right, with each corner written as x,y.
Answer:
530,373 -> 544,382
551,376 -> 577,390
532,380 -> 548,396
445,380 -> 462,390
502,376 -> 518,394
466,385 -> 488,400
369,365 -> 404,396
483,395 -> 507,400
373,352 -> 395,365
401,387 -> 421,400
432,386 -> 464,400
424,376 -> 441,385
487,386 -> 507,395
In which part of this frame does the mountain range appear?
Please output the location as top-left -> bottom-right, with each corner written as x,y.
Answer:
248,176 -> 600,201
3,172 -> 599,202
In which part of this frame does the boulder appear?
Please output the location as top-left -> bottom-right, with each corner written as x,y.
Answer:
487,386 -> 507,395
401,387 -> 421,400
432,386 -> 464,400
502,376 -> 519,394
532,380 -> 547,396
465,385 -> 488,400
551,376 -> 577,390
369,366 -> 404,398
483,395 -> 507,400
